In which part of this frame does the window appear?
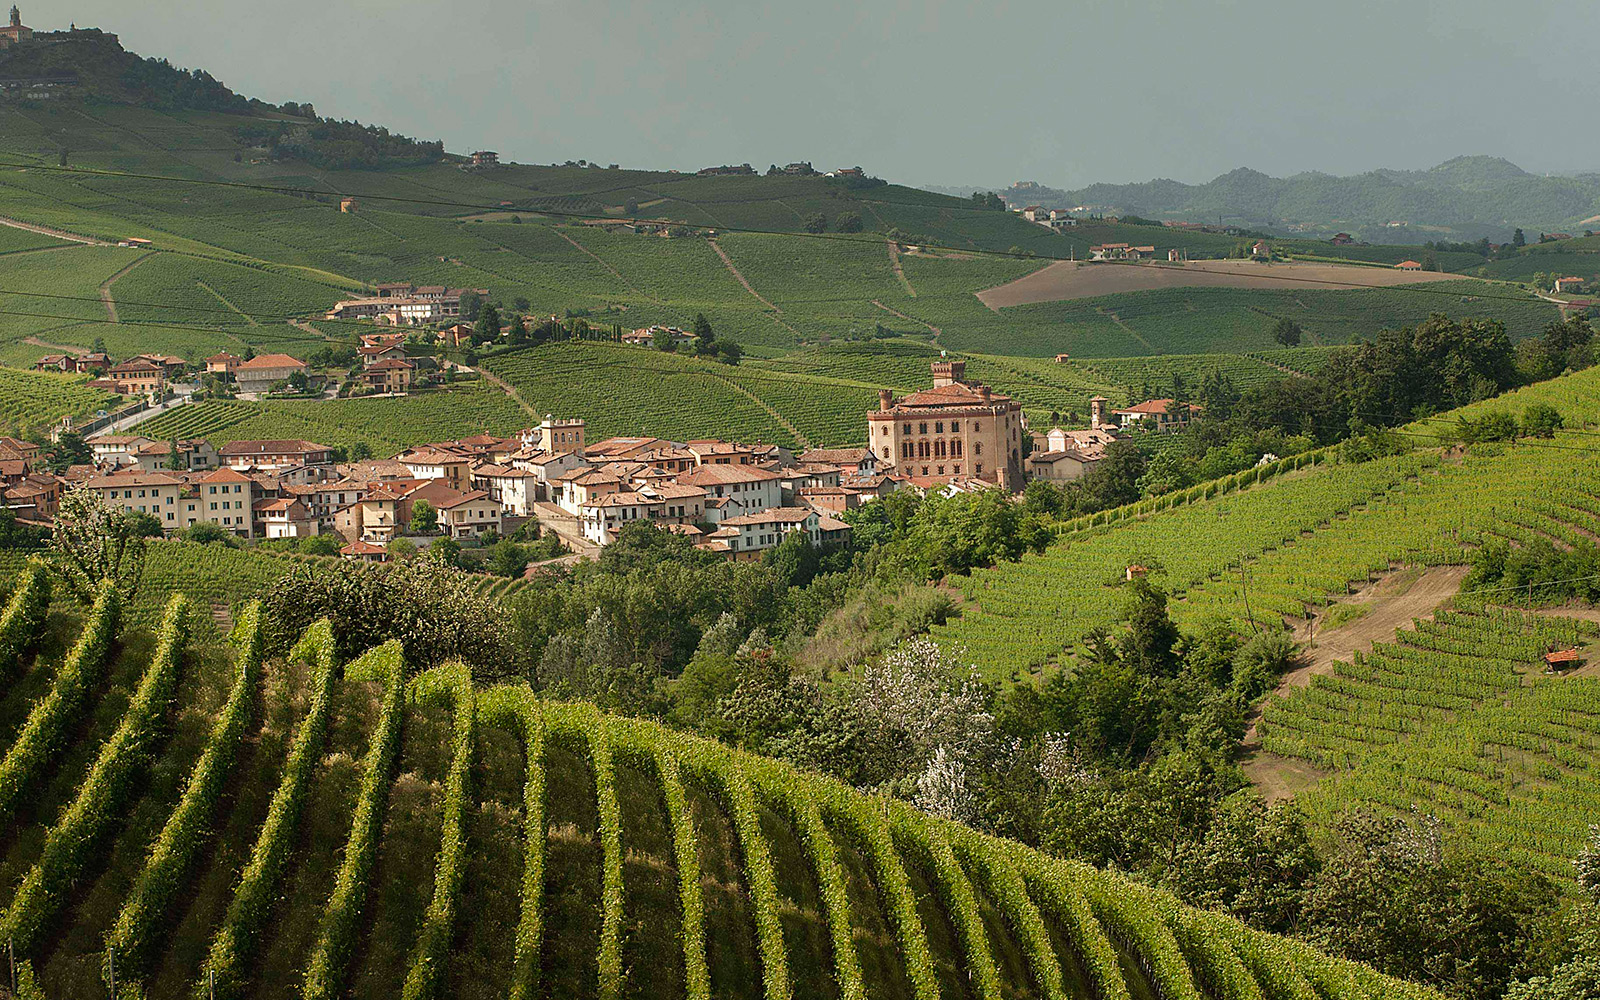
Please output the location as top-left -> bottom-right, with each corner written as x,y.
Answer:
918,423 -> 928,434
882,447 -> 890,459
139,490 -> 147,498
976,463 -> 984,475
953,465 -> 962,474
209,503 -> 217,511
975,442 -> 983,456
903,424 -> 912,435
935,422 -> 943,434
937,466 -> 945,475
953,439 -> 963,457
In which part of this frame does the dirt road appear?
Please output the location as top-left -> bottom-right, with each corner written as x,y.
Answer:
975,258 -> 1461,311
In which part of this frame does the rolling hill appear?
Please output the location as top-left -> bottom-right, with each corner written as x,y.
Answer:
1003,158 -> 1600,241
0,576 -> 1440,1000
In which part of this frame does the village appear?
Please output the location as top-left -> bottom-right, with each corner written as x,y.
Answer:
14,344 -> 1196,570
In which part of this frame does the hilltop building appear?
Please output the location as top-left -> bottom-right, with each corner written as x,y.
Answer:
0,7 -> 32,48
867,358 -> 1027,490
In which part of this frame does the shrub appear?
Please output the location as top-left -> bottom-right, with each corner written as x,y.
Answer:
401,664 -> 476,1000
108,602 -> 266,980
0,581 -> 121,831
301,642 -> 407,1000
199,621 -> 340,1000
3,593 -> 191,955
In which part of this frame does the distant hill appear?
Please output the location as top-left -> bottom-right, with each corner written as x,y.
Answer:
1004,156 -> 1600,242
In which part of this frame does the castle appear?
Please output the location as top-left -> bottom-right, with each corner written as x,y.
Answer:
0,7 -> 30,48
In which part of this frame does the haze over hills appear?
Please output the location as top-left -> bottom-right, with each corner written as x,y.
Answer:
955,157 -> 1600,243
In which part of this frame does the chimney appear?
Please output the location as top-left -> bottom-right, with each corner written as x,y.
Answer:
979,385 -> 991,403
1090,396 -> 1108,430
878,389 -> 893,412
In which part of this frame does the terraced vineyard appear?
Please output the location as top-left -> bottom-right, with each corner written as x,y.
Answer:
134,385 -> 530,456
1260,604 -> 1600,879
935,366 -> 1600,680
0,574 -> 1438,999
484,342 -> 885,449
0,367 -> 121,437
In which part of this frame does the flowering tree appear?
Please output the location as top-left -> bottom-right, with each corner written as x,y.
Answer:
50,486 -> 148,604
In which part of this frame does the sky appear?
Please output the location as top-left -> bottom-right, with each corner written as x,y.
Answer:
42,0 -> 1600,190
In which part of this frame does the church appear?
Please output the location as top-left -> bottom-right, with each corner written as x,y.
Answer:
0,7 -> 31,48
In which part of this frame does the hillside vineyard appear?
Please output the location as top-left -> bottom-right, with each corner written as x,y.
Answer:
0,580 -> 1439,1000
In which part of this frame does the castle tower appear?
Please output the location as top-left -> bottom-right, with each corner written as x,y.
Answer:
930,357 -> 967,388
9,7 -> 19,28
1090,395 -> 1109,431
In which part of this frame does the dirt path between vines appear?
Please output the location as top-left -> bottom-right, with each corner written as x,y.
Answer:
871,300 -> 942,340
478,367 -> 540,421
709,239 -> 782,312
887,241 -> 916,298
1240,563 -> 1470,801
98,251 -> 154,323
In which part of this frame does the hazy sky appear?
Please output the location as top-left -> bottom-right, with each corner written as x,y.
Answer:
46,0 -> 1600,189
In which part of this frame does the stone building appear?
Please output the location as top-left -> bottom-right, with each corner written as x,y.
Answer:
866,358 -> 1027,490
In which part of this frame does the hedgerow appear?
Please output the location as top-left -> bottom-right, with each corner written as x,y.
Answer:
108,601 -> 267,982
651,739 -> 711,1000
952,834 -> 1074,1000
2,592 -> 191,955
0,580 -> 121,832
401,662 -> 476,1000
756,769 -> 864,1000
680,743 -> 793,1000
0,561 -> 49,685
822,788 -> 941,1000
478,687 -> 548,1000
197,620 -> 340,1000
300,640 -> 407,1000
887,804 -> 1003,1000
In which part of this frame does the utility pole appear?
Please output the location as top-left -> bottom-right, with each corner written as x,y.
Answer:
1240,552 -> 1261,635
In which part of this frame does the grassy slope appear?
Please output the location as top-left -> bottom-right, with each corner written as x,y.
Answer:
0,592 -> 1434,1000
0,103 -> 1557,378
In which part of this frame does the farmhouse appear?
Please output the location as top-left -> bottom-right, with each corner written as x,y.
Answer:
256,498 -> 320,538
1112,398 -> 1203,432
204,353 -> 241,375
219,439 -> 334,471
107,360 -> 165,396
234,354 -> 308,394
867,358 -> 1028,491
1555,276 -> 1586,294
362,358 -> 415,393
1396,260 -> 1423,271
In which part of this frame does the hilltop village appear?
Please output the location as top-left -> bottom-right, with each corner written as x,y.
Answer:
21,339 -> 1193,566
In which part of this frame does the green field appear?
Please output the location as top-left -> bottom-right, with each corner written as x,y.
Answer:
135,383 -> 531,455
0,365 -> 121,436
0,577 -> 1437,1000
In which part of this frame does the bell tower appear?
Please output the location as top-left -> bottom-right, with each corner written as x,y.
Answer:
9,7 -> 19,28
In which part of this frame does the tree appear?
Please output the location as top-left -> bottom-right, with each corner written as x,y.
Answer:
260,559 -> 515,679
348,441 -> 372,462
242,345 -> 255,362
50,487 -> 150,603
1272,318 -> 1303,347
717,340 -> 742,365
1521,404 -> 1564,439
182,521 -> 232,545
693,313 -> 715,354
0,509 -> 45,551
45,432 -> 91,472
834,211 -> 863,233
458,289 -> 483,323
475,303 -> 502,344
409,499 -> 438,534
486,540 -> 529,578
514,296 -> 531,312
652,327 -> 677,352
1117,579 -> 1183,678
1513,228 -> 1526,248
802,213 -> 827,234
